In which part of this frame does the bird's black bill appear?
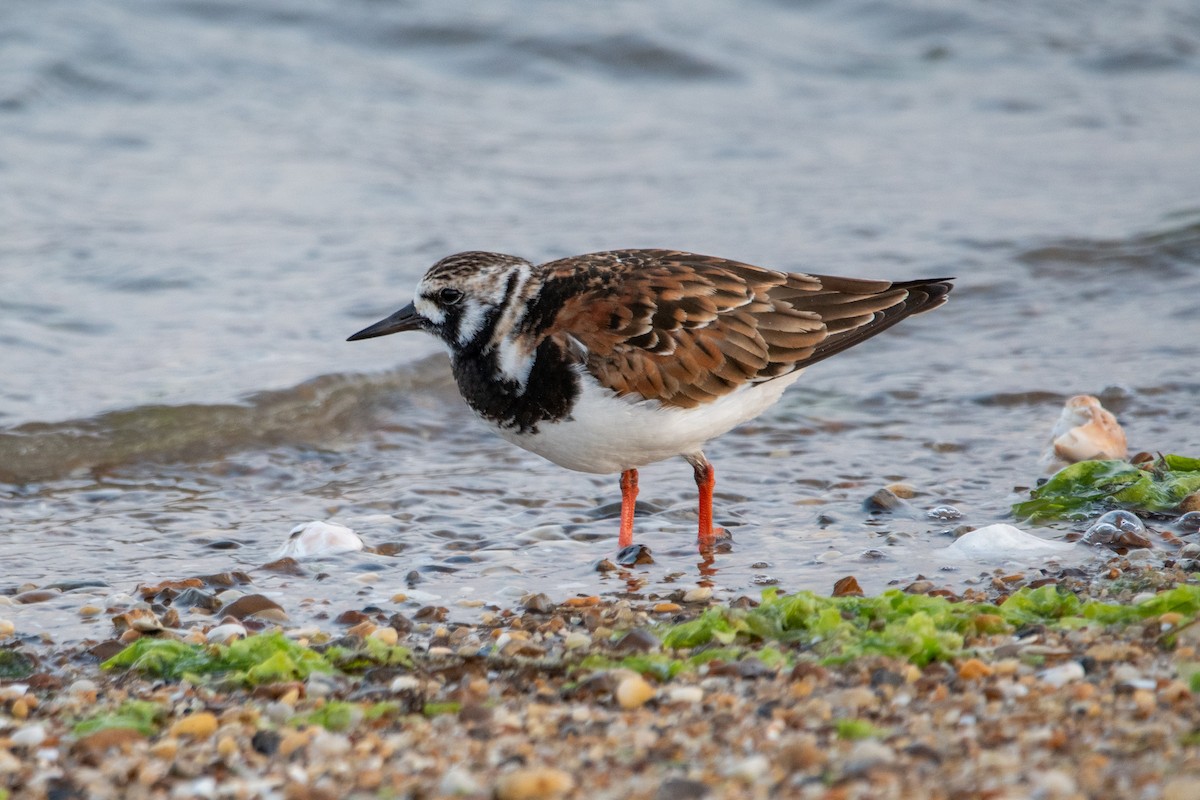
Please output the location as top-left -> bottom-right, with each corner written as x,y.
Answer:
347,302 -> 422,341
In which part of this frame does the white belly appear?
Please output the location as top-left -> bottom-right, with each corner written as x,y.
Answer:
490,369 -> 805,474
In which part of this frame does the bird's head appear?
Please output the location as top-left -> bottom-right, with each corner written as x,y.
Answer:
347,251 -> 533,350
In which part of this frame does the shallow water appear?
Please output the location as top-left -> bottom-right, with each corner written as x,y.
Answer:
2,0 -> 1199,642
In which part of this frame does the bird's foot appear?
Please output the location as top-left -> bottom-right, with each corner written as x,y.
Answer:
698,526 -> 733,554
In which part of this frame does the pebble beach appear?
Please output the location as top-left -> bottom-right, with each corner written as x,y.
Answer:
5,551 -> 1200,800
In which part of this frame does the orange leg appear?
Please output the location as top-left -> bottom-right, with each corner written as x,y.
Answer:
618,468 -> 638,548
693,459 -> 718,546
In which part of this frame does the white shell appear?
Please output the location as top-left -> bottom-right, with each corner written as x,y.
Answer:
276,521 -> 364,559
941,523 -> 1077,562
1042,394 -> 1127,471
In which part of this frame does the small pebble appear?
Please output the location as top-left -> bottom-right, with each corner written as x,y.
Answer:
278,730 -> 310,757
305,674 -> 337,698
149,740 -> 178,760
440,766 -> 482,795
1164,777 -> 1200,800
206,623 -> 247,643
370,626 -> 399,646
563,632 -> 591,650
726,754 -> 771,781
521,593 -> 554,613
682,586 -> 713,603
666,686 -> 704,704
1132,689 -> 1156,715
264,702 -> 293,725
494,767 -> 575,800
0,684 -> 28,701
170,712 -> 218,739
10,723 -> 46,748
1031,769 -> 1077,798
391,676 -> 421,692
957,659 -> 992,681
845,739 -> 896,771
616,675 -> 656,709
309,731 -> 352,758
1039,662 -> 1085,687
216,735 -> 238,759
176,777 -> 218,799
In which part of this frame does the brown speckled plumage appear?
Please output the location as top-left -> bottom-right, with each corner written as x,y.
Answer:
521,250 -> 951,409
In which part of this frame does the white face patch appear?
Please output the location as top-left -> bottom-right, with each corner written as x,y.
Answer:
413,296 -> 445,326
454,299 -> 487,345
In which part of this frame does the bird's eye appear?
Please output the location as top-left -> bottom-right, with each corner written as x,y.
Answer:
438,287 -> 464,305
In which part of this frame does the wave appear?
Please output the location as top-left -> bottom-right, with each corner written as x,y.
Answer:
1017,215 -> 1200,277
0,356 -> 453,485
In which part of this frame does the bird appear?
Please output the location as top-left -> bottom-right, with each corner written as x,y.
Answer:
348,249 -> 952,553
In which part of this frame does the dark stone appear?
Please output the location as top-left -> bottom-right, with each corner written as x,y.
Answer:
196,571 -> 253,587
84,641 -> 126,664
655,778 -> 711,800
863,488 -> 906,512
261,558 -> 306,576
335,609 -> 370,625
172,587 -> 221,612
204,540 -> 242,550
521,593 -> 554,614
616,543 -> 654,566
870,668 -> 905,688
612,628 -> 660,653
219,594 -> 285,620
414,605 -> 448,622
251,730 -> 281,756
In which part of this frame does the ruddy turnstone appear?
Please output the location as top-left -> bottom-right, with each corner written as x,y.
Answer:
349,250 -> 952,551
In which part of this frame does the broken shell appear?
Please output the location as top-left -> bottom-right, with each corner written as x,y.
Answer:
1042,395 -> 1127,471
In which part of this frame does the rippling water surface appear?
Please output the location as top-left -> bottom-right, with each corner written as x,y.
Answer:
2,0 -> 1199,641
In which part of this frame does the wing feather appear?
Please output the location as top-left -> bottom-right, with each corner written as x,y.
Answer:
520,250 -> 951,409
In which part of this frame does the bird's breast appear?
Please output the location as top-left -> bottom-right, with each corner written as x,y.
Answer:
450,338 -> 580,435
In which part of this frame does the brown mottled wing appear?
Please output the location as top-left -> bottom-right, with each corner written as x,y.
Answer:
529,250 -> 951,409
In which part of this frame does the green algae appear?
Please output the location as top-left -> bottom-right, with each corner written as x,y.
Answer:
662,589 -> 998,666
102,631 -> 412,685
294,701 -> 361,732
1013,455 -> 1200,522
655,585 -> 1200,668
422,701 -> 462,717
835,718 -> 890,740
0,649 -> 37,680
73,699 -> 164,737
